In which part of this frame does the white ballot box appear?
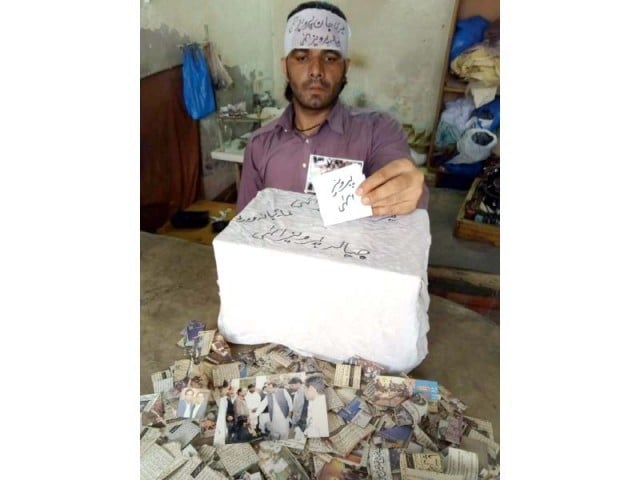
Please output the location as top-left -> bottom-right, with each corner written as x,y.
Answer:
213,188 -> 432,373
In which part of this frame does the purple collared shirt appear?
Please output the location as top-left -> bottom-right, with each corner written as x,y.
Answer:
237,101 -> 428,212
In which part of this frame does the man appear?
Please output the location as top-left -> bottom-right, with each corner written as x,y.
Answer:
191,391 -> 208,419
245,383 -> 262,432
225,386 -> 236,436
230,388 -> 251,442
214,385 -> 236,445
177,388 -> 196,418
234,388 -> 250,422
237,1 -> 428,215
303,374 -> 329,438
288,377 -> 308,431
257,382 -> 293,440
230,416 -> 254,443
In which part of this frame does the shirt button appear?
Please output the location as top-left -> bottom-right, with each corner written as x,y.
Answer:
302,163 -> 307,168
305,139 -> 309,144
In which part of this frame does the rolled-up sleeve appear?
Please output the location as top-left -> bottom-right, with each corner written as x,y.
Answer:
367,113 -> 411,175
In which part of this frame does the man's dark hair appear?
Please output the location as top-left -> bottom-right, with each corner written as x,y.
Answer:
284,1 -> 348,102
288,377 -> 303,385
287,1 -> 347,21
305,374 -> 326,394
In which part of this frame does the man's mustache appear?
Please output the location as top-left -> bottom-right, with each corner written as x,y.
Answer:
303,79 -> 330,89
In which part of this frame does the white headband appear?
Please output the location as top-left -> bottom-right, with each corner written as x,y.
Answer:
284,8 -> 350,58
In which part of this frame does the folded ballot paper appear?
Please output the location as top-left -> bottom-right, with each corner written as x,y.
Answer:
213,188 -> 431,372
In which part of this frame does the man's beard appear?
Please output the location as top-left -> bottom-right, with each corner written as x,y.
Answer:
293,79 -> 342,110
285,64 -> 346,110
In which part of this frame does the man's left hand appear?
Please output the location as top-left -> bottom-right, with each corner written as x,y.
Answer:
356,158 -> 425,216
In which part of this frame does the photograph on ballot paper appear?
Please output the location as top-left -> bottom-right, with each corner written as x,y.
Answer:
305,154 -> 364,194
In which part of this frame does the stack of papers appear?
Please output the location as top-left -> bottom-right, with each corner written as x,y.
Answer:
140,328 -> 499,480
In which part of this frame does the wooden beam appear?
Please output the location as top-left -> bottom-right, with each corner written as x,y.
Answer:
428,266 -> 499,291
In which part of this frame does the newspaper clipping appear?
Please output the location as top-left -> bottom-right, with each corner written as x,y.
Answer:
138,327 -> 500,480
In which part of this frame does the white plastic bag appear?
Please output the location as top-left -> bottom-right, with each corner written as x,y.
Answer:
441,97 -> 476,134
435,97 -> 476,147
447,128 -> 497,165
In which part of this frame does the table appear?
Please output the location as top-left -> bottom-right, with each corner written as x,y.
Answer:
210,147 -> 243,191
210,111 -> 281,190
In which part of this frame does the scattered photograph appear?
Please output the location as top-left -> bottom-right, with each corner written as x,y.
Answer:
346,356 -> 385,381
388,448 -> 403,474
140,392 -> 164,426
317,458 -> 369,480
378,425 -> 413,448
199,411 -> 218,438
414,379 -> 439,412
218,371 -> 331,443
400,451 -> 444,472
177,387 -> 211,419
337,398 -> 363,422
206,332 -> 233,364
373,376 -> 415,407
188,372 -> 212,390
255,441 -> 310,480
197,329 -> 216,357
334,364 -> 362,389
332,440 -> 370,468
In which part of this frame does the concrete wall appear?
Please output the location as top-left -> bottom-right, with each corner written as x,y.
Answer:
141,0 -> 455,199
141,0 -> 274,200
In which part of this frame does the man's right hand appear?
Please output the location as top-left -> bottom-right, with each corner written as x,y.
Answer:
357,158 -> 425,215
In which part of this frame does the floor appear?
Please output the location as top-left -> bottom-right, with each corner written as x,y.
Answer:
427,187 -> 499,275
426,187 -> 500,322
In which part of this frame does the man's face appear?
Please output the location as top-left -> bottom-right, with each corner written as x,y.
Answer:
196,393 -> 206,405
185,390 -> 194,403
249,386 -> 255,393
304,384 -> 317,401
290,382 -> 301,391
282,49 -> 350,111
266,384 -> 274,395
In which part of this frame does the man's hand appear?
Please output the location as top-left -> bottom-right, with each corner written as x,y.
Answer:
356,158 -> 425,216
